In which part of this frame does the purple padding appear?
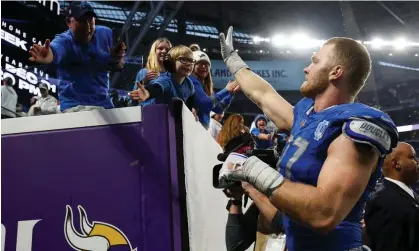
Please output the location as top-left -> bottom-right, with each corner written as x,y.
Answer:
1,105 -> 181,251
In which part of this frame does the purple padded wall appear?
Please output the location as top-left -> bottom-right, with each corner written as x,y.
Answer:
1,104 -> 183,251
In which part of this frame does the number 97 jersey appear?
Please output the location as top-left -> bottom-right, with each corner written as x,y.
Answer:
277,98 -> 398,251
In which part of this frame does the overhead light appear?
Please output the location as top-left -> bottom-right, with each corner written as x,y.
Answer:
289,33 -> 310,49
286,50 -> 291,54
253,36 -> 269,44
272,34 -> 286,47
389,53 -> 393,56
260,50 -> 263,53
203,48 -> 207,52
415,54 -> 418,57
253,36 -> 262,43
235,49 -> 238,52
371,38 -> 384,50
393,38 -> 407,50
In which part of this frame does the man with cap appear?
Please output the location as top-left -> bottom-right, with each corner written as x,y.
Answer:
28,82 -> 58,116
251,114 -> 273,150
1,77 -> 18,119
364,142 -> 419,251
28,1 -> 126,113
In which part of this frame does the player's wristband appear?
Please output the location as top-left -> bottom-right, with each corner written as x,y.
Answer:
243,156 -> 285,196
225,52 -> 250,75
226,199 -> 242,211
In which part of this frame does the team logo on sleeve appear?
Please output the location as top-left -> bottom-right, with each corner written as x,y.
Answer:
314,120 -> 329,141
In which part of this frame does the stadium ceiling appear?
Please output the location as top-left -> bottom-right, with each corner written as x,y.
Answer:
109,1 -> 419,39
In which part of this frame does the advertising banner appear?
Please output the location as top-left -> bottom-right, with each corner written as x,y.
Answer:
210,59 -> 308,91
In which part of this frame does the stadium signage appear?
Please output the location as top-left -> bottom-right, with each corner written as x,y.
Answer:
1,55 -> 57,95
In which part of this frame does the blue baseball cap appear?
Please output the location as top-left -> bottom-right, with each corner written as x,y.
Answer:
65,2 -> 97,20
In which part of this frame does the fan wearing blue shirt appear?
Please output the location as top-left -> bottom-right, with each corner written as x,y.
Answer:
133,38 -> 172,90
189,46 -> 239,129
28,1 -> 126,112
129,45 -> 196,110
250,114 -> 273,149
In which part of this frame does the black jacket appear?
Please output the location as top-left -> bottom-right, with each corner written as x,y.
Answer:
365,179 -> 419,251
224,133 -> 255,155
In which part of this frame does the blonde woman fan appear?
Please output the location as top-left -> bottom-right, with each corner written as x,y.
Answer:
133,38 -> 172,90
189,44 -> 240,129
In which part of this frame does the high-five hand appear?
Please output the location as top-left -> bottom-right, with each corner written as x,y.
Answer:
29,39 -> 53,64
129,82 -> 150,101
226,80 -> 241,93
219,26 -> 249,75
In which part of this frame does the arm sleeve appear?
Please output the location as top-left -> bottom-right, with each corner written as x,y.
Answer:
251,128 -> 261,137
225,204 -> 259,251
192,80 -> 213,110
185,94 -> 196,111
133,69 -> 148,90
153,78 -> 171,93
270,210 -> 284,233
185,81 -> 195,110
212,89 -> 234,113
50,36 -> 69,65
144,84 -> 164,99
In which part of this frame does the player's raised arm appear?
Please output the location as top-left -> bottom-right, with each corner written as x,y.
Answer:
220,26 -> 294,131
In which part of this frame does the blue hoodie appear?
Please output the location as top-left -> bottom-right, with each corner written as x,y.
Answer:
250,114 -> 273,149
189,75 -> 233,128
140,72 -> 195,106
49,25 -> 114,111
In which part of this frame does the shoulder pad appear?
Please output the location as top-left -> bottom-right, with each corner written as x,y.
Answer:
342,119 -> 392,156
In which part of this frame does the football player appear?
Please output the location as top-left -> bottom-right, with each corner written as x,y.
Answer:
219,27 -> 398,251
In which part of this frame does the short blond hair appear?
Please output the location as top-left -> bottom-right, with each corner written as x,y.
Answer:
325,37 -> 372,96
167,45 -> 193,61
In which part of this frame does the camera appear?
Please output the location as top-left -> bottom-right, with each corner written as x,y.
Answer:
212,148 -> 279,189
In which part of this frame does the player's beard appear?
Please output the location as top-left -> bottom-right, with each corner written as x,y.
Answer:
300,70 -> 330,98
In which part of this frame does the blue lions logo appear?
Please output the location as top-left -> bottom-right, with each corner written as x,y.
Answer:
314,120 -> 329,141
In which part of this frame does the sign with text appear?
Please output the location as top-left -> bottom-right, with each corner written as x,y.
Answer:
210,59 -> 308,91
1,10 -> 61,108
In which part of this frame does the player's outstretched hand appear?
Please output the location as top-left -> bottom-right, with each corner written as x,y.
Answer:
29,39 -> 53,64
219,26 -> 249,75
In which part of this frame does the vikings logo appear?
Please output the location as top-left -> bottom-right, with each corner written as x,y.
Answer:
64,205 -> 137,251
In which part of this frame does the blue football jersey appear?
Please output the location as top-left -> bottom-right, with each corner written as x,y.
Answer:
278,98 -> 398,251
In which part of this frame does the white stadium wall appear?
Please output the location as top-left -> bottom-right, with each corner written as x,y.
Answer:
181,104 -> 229,251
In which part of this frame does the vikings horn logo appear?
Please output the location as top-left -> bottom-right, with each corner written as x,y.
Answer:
64,205 -> 137,251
